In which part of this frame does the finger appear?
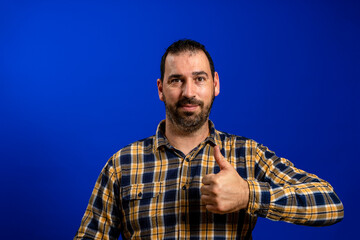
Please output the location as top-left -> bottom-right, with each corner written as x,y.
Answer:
200,194 -> 213,204
200,185 -> 206,194
202,174 -> 215,184
214,145 -> 230,170
201,193 -> 215,204
200,184 -> 215,195
205,204 -> 221,214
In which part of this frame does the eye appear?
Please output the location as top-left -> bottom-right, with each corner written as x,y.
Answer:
170,78 -> 182,83
196,76 -> 206,82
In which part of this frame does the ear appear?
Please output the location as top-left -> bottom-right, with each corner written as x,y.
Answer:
214,72 -> 220,96
157,78 -> 164,101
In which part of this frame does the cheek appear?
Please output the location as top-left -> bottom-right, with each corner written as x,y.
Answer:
198,86 -> 214,100
163,90 -> 180,104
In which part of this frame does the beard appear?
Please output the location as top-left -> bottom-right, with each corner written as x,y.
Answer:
163,93 -> 215,134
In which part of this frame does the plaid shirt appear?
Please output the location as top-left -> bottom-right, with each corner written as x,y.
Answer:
74,120 -> 343,240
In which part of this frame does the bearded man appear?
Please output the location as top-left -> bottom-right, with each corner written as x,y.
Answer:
74,39 -> 343,240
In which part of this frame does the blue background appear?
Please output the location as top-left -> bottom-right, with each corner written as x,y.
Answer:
1,0 -> 359,239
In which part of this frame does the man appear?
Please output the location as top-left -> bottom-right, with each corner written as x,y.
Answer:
74,39 -> 344,239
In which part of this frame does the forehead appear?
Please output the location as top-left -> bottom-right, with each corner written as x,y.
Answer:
164,50 -> 211,76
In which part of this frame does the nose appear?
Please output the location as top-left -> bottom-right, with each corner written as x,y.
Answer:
182,80 -> 195,98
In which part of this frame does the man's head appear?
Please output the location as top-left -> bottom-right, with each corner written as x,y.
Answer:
160,39 -> 215,82
157,39 -> 220,134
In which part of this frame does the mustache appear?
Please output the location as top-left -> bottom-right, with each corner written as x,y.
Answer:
176,97 -> 204,108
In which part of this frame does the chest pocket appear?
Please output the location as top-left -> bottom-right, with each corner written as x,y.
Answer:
121,182 -> 163,233
122,182 -> 163,201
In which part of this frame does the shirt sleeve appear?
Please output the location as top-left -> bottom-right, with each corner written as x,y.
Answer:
74,156 -> 122,240
246,143 -> 344,226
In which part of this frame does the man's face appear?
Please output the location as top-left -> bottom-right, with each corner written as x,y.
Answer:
157,50 -> 220,133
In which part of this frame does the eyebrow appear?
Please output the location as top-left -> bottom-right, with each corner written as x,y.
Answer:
192,71 -> 208,77
167,71 -> 208,80
168,74 -> 183,79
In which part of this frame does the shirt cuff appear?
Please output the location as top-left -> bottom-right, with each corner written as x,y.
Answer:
246,179 -> 271,217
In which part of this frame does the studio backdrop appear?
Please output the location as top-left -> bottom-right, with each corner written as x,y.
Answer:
0,1 -> 359,239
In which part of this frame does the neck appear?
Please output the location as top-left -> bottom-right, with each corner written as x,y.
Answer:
164,119 -> 210,155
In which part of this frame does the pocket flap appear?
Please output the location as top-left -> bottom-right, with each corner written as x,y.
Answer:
122,182 -> 163,200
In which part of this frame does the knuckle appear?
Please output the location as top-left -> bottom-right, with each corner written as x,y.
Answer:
202,176 -> 208,183
212,186 -> 219,195
212,176 -> 220,185
214,202 -> 226,213
218,203 -> 226,212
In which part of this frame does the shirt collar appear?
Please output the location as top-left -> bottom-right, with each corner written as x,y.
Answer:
154,119 -> 222,150
155,120 -> 169,150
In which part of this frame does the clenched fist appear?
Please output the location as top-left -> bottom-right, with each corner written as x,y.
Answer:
200,145 -> 250,214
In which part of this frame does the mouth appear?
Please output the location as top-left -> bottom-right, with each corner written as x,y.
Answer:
179,104 -> 199,112
176,97 -> 203,112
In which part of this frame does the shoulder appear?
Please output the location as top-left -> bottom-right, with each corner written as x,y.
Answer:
213,129 -> 265,160
112,135 -> 156,159
215,129 -> 258,147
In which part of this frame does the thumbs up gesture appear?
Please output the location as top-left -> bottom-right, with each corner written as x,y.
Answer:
201,145 -> 250,214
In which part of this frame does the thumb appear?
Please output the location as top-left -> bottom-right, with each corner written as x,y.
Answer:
214,145 -> 230,170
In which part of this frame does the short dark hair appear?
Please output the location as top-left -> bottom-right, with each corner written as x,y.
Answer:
160,39 -> 215,82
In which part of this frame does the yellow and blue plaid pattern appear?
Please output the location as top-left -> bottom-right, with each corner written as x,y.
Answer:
74,120 -> 343,240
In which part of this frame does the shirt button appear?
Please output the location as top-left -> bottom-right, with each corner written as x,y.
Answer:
182,185 -> 186,190
185,158 -> 189,162
138,192 -> 142,197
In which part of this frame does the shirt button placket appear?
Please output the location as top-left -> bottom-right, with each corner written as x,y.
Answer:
179,155 -> 190,238
181,213 -> 186,222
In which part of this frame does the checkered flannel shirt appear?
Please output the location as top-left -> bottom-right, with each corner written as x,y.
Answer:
74,120 -> 343,239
